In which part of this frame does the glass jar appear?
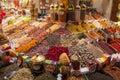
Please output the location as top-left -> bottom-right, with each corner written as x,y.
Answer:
75,5 -> 81,22
58,3 -> 67,22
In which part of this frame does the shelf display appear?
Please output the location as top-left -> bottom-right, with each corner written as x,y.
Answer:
0,0 -> 120,80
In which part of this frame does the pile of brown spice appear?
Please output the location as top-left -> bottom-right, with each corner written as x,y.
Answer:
10,68 -> 34,80
35,72 -> 56,80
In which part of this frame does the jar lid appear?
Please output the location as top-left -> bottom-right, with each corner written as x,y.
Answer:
36,55 -> 45,62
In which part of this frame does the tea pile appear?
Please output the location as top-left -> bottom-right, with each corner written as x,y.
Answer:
10,68 -> 34,80
46,34 -> 61,46
35,72 -> 56,80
